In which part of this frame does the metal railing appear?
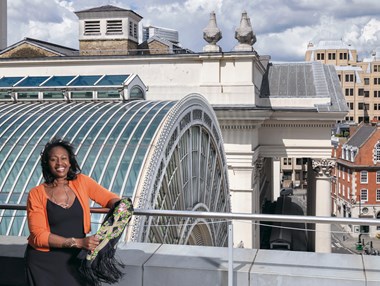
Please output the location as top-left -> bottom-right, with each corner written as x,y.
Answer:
2,204 -> 380,286
2,204 -> 380,225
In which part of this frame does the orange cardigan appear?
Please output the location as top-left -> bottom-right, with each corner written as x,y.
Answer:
27,173 -> 119,252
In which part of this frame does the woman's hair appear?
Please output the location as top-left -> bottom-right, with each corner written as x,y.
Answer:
40,137 -> 81,184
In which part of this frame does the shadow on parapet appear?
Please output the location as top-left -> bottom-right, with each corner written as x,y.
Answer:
1,238 -> 380,285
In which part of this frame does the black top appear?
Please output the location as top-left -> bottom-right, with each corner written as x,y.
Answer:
25,197 -> 88,286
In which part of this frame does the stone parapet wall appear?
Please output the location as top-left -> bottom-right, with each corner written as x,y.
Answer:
1,237 -> 379,286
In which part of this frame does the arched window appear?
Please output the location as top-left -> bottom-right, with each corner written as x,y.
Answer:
129,86 -> 144,100
374,142 -> 380,163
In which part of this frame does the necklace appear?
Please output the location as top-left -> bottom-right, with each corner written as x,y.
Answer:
50,184 -> 70,209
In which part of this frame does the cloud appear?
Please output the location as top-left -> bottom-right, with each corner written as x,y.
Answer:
4,0 -> 380,61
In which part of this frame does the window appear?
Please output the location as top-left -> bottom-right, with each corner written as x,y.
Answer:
348,169 -> 350,182
345,74 -> 354,82
375,143 -> 380,162
377,171 -> 380,183
375,90 -> 380,97
342,167 -> 345,179
375,78 -> 380,85
328,53 -> 336,60
375,65 -> 380,72
84,21 -> 100,34
317,53 -> 325,60
70,91 -> 93,99
358,103 -> 369,110
43,91 -> 64,99
17,92 -> 38,99
364,91 -> 370,97
339,53 -> 348,60
358,88 -> 364,96
360,189 -> 368,201
0,91 -> 11,99
347,102 -> 354,110
360,171 -> 368,183
97,90 -> 120,99
364,78 -> 370,85
106,20 -> 122,34
375,103 -> 380,110
129,86 -> 144,100
345,88 -> 354,96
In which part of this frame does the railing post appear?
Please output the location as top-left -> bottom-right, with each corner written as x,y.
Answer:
228,220 -> 233,286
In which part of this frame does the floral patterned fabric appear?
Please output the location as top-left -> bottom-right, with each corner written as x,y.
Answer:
78,198 -> 133,286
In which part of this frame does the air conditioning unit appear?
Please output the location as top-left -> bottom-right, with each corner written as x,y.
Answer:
354,225 -> 360,233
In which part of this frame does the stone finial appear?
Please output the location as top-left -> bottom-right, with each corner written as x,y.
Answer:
203,11 -> 222,52
233,11 -> 256,52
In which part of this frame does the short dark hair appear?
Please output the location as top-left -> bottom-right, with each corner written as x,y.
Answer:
40,137 -> 81,184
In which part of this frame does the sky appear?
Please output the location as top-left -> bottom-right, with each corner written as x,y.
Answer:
4,0 -> 380,61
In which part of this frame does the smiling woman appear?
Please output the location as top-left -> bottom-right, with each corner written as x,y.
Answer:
25,137 -> 121,286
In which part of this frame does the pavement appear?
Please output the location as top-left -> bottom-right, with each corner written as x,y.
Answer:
331,224 -> 380,255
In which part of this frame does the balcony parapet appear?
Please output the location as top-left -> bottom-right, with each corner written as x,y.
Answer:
1,236 -> 380,286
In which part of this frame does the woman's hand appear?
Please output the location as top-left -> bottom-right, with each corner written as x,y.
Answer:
78,235 -> 100,251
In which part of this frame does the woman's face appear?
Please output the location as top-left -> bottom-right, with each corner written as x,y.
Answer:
48,146 -> 71,179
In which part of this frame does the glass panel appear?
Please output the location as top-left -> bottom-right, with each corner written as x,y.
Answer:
43,91 -> 65,99
42,76 -> 75,86
130,86 -> 144,99
69,75 -> 100,86
0,91 -> 11,99
17,92 -> 38,99
16,76 -> 49,87
0,76 -> 24,87
71,91 -> 93,99
96,75 -> 129,86
97,90 -> 120,99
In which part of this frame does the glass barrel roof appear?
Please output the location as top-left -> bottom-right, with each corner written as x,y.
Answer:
0,100 -> 175,236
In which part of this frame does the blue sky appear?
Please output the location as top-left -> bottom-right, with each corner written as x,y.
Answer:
5,0 -> 380,61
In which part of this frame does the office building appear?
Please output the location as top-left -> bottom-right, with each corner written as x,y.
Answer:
306,40 -> 380,124
142,25 -> 179,44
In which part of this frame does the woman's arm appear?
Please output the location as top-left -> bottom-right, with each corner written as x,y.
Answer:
107,197 -> 121,209
48,233 -> 100,251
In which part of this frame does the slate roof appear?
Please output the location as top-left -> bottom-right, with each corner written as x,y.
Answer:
345,124 -> 377,148
75,5 -> 142,19
0,37 -> 78,57
260,61 -> 348,113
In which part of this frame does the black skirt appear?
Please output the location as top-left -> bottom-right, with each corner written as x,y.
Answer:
25,197 -> 88,286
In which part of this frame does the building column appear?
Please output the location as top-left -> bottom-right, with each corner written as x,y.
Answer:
272,157 -> 281,201
312,158 -> 335,253
251,157 -> 264,249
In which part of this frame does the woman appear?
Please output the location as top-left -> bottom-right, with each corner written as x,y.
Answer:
25,138 -> 120,286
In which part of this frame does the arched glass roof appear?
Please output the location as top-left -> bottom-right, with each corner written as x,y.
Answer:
0,100 -> 174,236
0,94 -> 230,246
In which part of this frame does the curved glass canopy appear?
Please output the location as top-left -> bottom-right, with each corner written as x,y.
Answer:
0,94 -> 230,246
